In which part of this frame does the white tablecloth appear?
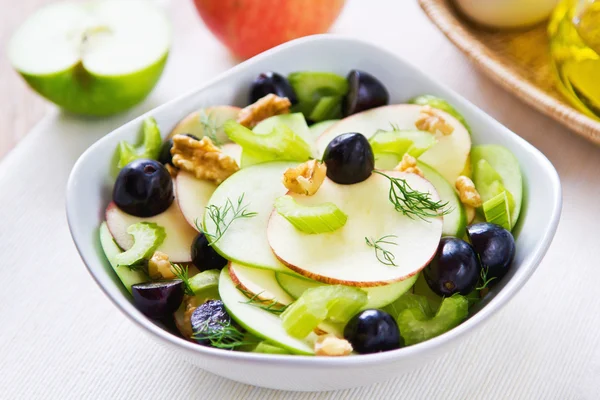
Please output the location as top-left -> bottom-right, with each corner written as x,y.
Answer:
2,1 -> 600,398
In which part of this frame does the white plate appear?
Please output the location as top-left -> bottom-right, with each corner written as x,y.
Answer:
66,35 -> 561,392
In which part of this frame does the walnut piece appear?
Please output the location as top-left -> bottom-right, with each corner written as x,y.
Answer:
314,335 -> 353,356
394,153 -> 424,178
282,160 -> 327,196
165,164 -> 178,178
455,175 -> 483,208
237,94 -> 291,128
147,251 -> 176,280
171,135 -> 239,184
415,105 -> 454,136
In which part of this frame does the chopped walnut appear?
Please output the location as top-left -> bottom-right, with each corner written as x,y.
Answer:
171,135 -> 239,184
177,296 -> 202,339
455,175 -> 483,208
394,153 -> 424,178
314,335 -> 353,356
147,251 -> 176,280
165,164 -> 178,178
282,160 -> 327,196
415,105 -> 454,136
237,94 -> 291,128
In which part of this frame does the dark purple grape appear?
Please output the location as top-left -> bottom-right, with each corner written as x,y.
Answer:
344,309 -> 402,354
131,280 -> 184,319
191,300 -> 233,346
249,72 -> 297,104
158,134 -> 199,166
322,133 -> 374,184
467,222 -> 515,283
342,70 -> 389,116
423,237 -> 481,296
113,159 -> 173,217
191,233 -> 228,272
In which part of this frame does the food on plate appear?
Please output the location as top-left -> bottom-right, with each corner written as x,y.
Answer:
98,68 -> 523,356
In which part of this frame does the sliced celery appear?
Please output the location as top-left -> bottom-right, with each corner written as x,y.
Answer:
252,342 -> 291,355
483,191 -> 512,230
369,130 -> 436,158
281,285 -> 367,338
117,117 -> 162,169
396,295 -> 469,345
288,72 -> 348,104
114,222 -> 165,267
274,195 -> 347,234
383,292 -> 432,320
188,269 -> 220,294
309,96 -> 342,122
224,121 -> 311,166
408,95 -> 471,133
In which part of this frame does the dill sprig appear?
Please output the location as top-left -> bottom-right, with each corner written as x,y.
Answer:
373,170 -> 451,221
476,267 -> 496,291
389,122 -> 401,131
171,263 -> 195,296
199,110 -> 221,145
192,320 -> 259,350
196,194 -> 258,246
365,235 -> 398,267
236,285 -> 288,315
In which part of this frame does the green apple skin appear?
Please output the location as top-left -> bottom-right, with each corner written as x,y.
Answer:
17,53 -> 168,116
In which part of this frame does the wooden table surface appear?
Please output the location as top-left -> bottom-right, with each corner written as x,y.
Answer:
0,0 -> 55,161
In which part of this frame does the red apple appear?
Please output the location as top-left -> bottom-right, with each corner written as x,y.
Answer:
193,0 -> 346,59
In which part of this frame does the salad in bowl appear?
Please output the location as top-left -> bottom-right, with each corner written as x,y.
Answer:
99,68 -> 522,357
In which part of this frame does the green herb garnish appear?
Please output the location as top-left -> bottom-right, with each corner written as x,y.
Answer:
476,267 -> 496,291
198,110 -> 221,145
236,285 -> 288,315
171,263 -> 195,296
191,320 -> 259,350
197,193 -> 258,246
374,170 -> 450,221
365,235 -> 398,267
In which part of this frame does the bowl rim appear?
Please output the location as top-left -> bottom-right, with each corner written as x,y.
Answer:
66,34 -> 562,368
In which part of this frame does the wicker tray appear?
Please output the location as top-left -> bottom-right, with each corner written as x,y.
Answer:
418,0 -> 600,145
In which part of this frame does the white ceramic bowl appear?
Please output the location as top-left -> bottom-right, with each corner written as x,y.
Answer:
66,35 -> 561,392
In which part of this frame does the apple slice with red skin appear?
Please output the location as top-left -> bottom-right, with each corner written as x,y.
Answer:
268,172 -> 443,287
106,201 -> 196,262
168,105 -> 241,143
229,262 -> 294,306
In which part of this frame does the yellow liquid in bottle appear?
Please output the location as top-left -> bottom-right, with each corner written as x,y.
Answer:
549,0 -> 600,119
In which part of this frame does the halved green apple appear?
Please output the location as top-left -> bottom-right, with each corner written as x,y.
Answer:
105,201 -> 195,262
168,106 -> 241,144
203,161 -> 298,272
268,172 -> 443,286
229,262 -> 294,306
219,268 -> 314,355
175,171 -> 216,231
8,0 -> 170,116
317,105 -> 471,184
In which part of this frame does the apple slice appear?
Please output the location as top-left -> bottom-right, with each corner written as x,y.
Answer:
203,161 -> 298,272
168,106 -> 241,144
220,143 -> 242,166
268,172 -> 443,286
229,262 -> 294,306
8,0 -> 170,116
175,171 -> 217,231
105,201 -> 196,262
317,104 -> 471,184
219,268 -> 314,355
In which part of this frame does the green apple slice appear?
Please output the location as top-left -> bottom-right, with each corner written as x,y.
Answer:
168,106 -> 241,144
229,262 -> 294,306
203,161 -> 298,272
276,272 -> 417,309
219,268 -> 314,355
317,104 -> 471,184
99,222 -> 146,293
220,143 -> 242,166
471,145 -> 523,225
105,201 -> 196,262
8,0 -> 171,116
175,171 -> 217,231
308,120 -> 339,142
268,172 -> 443,286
